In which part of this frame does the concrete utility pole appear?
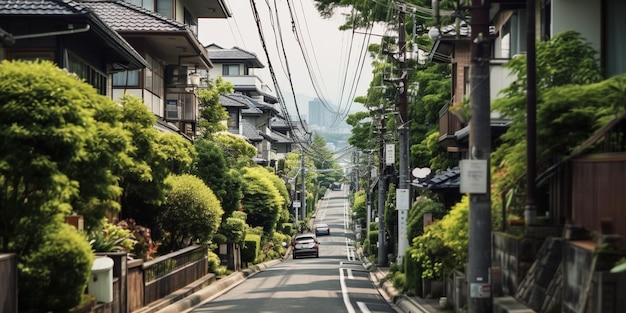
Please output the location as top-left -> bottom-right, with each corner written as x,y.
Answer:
525,0 -> 537,225
396,7 -> 410,265
377,105 -> 388,266
301,150 -> 306,223
467,0 -> 493,311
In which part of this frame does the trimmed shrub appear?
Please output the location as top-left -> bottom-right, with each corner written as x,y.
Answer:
19,224 -> 94,312
404,247 -> 423,296
241,234 -> 261,263
207,250 -> 221,273
282,223 -> 294,236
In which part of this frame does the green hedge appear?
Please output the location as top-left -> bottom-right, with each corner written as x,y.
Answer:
241,234 -> 261,263
404,247 -> 422,296
282,223 -> 294,236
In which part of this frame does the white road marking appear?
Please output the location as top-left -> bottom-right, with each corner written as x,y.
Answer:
339,268 -> 356,313
357,301 -> 372,313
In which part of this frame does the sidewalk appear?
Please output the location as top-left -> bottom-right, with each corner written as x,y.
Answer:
358,250 -> 441,313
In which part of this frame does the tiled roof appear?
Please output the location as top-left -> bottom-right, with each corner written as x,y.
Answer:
241,119 -> 262,141
220,94 -> 248,108
78,0 -> 187,32
206,44 -> 264,68
412,166 -> 460,190
0,0 -> 90,15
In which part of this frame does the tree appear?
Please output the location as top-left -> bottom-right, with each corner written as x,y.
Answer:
117,94 -> 171,227
240,166 -> 283,235
198,77 -> 233,137
0,59 -> 125,310
213,132 -> 257,166
158,174 -> 224,251
156,133 -> 196,174
491,31 -> 610,210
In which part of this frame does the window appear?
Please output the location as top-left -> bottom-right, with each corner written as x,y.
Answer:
67,52 -> 107,95
156,0 -> 172,18
222,64 -> 240,76
145,55 -> 164,97
112,70 -> 140,86
184,8 -> 198,37
125,0 -> 153,11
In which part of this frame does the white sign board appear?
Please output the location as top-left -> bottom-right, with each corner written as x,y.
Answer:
293,201 -> 301,208
396,189 -> 409,211
460,159 -> 488,194
385,144 -> 395,166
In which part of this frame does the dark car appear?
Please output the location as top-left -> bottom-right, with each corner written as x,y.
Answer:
314,223 -> 330,236
292,234 -> 319,259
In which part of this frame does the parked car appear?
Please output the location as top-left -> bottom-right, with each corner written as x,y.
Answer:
314,223 -> 330,236
292,234 -> 319,259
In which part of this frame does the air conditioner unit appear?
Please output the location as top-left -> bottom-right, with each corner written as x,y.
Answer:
166,100 -> 180,120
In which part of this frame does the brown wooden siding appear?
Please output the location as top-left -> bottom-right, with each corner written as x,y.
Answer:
571,154 -> 626,237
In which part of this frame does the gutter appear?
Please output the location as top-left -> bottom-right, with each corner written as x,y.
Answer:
12,24 -> 90,40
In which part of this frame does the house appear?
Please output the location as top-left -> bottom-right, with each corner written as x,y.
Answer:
206,44 -> 298,165
80,0 -> 230,140
0,0 -> 147,95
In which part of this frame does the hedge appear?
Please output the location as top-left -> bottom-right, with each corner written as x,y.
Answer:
241,234 -> 261,263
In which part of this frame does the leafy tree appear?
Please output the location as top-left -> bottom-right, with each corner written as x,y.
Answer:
407,196 -> 445,241
213,132 -> 257,165
240,166 -> 283,235
491,31 -> 610,209
198,77 -> 233,136
158,174 -> 224,251
156,133 -> 196,174
117,94 -> 170,222
193,137 -> 244,220
0,60 -> 128,310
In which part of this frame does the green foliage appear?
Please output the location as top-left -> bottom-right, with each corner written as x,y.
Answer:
407,196 -> 446,241
410,196 -> 469,280
256,231 -> 290,262
158,174 -> 224,251
491,30 -> 623,212
404,247 -> 423,295
213,133 -> 257,165
156,133 -> 196,175
198,77 -> 232,136
89,220 -> 136,252
241,234 -> 261,263
352,190 -> 367,220
0,60 -> 129,250
219,215 -> 248,244
207,250 -> 221,273
412,131 -> 457,173
391,272 -> 407,293
192,137 -> 245,218
240,166 -> 283,234
18,224 -> 94,312
117,94 -> 172,228
282,223 -> 294,236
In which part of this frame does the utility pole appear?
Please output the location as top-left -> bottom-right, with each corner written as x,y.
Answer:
377,105 -> 388,266
467,0 -> 492,311
525,0 -> 537,225
396,6 -> 410,266
301,150 -> 306,223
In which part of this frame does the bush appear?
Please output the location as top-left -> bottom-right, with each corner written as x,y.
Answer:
241,234 -> 261,263
19,224 -> 94,312
391,272 -> 407,293
404,247 -> 422,296
207,250 -> 221,273
282,223 -> 294,236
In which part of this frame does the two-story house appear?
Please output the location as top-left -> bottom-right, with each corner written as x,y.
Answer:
0,0 -> 147,95
206,44 -> 296,165
80,0 -> 230,140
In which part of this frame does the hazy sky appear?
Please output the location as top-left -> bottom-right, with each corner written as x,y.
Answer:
198,0 -> 386,115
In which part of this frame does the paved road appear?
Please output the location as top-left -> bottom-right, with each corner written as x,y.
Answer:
188,187 -> 399,313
